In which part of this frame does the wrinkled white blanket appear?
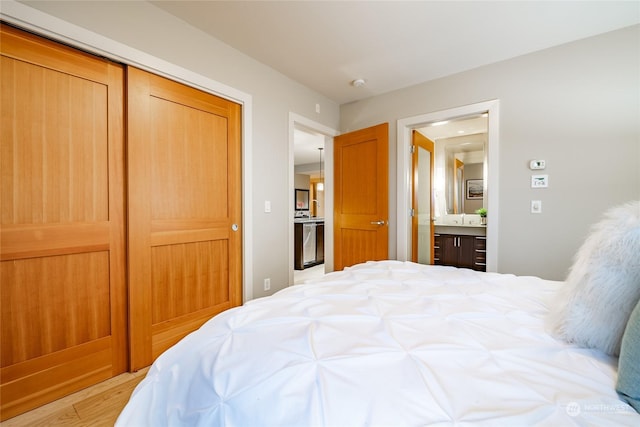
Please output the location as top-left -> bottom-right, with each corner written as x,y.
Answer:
117,261 -> 639,426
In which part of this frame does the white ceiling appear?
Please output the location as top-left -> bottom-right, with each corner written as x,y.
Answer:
151,1 -> 639,105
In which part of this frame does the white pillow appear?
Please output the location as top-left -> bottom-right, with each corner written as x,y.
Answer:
548,200 -> 640,356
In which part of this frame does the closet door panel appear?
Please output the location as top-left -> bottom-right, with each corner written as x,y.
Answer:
1,252 -> 111,365
0,24 -> 126,420
150,96 -> 229,219
128,67 -> 242,369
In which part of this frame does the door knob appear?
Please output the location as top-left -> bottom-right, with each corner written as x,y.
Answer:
231,224 -> 239,231
370,220 -> 385,225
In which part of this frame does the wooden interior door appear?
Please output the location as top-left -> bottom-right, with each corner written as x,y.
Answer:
127,67 -> 242,370
333,123 -> 388,270
411,131 -> 435,264
0,24 -> 127,419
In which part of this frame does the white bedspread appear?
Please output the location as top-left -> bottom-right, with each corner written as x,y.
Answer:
117,261 -> 639,426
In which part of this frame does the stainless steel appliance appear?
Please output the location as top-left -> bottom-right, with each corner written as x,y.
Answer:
302,222 -> 317,266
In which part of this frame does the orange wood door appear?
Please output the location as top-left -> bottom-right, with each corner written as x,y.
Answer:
0,24 -> 127,420
334,123 -> 389,270
127,67 -> 242,370
411,131 -> 435,263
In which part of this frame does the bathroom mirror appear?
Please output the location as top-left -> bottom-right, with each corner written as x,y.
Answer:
417,114 -> 488,222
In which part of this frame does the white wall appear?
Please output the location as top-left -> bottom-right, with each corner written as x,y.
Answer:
341,25 -> 640,280
14,0 -> 340,298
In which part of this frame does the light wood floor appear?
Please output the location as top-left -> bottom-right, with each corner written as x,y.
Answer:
294,263 -> 325,284
1,368 -> 149,427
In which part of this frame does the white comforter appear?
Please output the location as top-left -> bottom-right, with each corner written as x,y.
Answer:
117,261 -> 639,426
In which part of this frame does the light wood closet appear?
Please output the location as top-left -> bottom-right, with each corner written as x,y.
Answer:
0,24 -> 242,420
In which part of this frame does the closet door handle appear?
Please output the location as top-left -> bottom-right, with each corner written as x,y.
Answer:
370,220 -> 385,226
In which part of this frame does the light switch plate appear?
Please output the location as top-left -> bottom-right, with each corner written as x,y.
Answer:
264,200 -> 271,213
531,200 -> 542,213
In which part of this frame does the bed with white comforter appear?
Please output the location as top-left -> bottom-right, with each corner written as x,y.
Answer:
117,261 -> 639,426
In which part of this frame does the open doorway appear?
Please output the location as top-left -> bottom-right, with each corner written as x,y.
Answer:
288,113 -> 338,285
414,114 -> 488,266
397,100 -> 500,271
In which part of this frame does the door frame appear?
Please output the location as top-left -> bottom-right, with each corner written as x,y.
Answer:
396,100 -> 500,271
288,113 -> 339,282
2,1 -> 255,301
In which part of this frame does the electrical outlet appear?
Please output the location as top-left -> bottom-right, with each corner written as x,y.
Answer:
263,278 -> 271,291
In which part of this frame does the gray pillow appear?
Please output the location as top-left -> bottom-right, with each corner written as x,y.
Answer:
617,299 -> 640,412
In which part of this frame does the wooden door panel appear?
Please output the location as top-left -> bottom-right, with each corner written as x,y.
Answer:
150,240 -> 232,359
128,67 -> 242,369
151,240 -> 230,324
1,252 -> 111,365
150,96 -> 229,220
340,140 -> 378,215
334,123 -> 388,270
0,24 -> 126,420
440,235 -> 458,266
337,229 -> 379,268
458,236 -> 475,269
1,58 -> 109,224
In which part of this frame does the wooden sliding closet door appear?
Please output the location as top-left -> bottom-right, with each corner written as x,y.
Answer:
0,25 -> 127,419
127,67 -> 242,370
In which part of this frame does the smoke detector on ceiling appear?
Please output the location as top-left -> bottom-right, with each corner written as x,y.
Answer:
351,78 -> 366,88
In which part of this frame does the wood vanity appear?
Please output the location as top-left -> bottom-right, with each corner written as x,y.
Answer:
434,225 -> 486,271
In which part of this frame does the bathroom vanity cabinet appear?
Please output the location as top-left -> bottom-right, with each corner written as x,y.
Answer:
434,233 -> 486,271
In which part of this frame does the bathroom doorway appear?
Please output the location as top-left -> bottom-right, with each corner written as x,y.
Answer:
397,100 -> 500,271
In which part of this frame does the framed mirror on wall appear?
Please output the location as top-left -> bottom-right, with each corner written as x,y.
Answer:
295,189 -> 310,211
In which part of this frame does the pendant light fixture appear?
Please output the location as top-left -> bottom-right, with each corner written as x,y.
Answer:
316,147 -> 324,191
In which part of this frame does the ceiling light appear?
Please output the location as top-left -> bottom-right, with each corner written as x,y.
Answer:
351,78 -> 366,87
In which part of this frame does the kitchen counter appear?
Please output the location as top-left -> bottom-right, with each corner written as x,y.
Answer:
294,217 -> 324,224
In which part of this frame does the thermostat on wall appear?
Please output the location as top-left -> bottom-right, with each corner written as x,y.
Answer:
529,160 -> 546,170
